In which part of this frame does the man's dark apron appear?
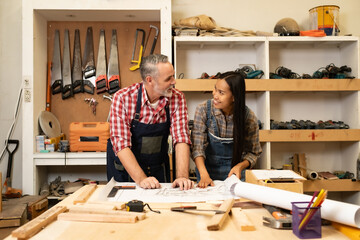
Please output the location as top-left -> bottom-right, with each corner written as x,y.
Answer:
107,84 -> 170,182
195,99 -> 246,182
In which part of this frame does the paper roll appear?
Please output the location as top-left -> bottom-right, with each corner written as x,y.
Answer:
308,171 -> 319,180
225,175 -> 360,228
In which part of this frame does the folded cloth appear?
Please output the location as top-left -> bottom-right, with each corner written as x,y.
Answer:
174,14 -> 217,31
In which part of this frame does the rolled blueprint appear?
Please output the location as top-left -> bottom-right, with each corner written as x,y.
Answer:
225,175 -> 360,228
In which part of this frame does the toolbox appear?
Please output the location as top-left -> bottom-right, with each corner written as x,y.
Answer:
246,170 -> 306,193
69,122 -> 110,152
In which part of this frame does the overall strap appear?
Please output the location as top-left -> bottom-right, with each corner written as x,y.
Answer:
206,99 -> 219,137
134,83 -> 143,121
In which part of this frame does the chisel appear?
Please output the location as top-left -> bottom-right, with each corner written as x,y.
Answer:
72,29 -> 83,94
82,27 -> 95,94
51,29 -> 62,95
61,29 -> 73,99
107,29 -> 120,94
95,29 -> 107,94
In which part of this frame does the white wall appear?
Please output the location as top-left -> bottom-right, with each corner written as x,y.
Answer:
172,0 -> 360,37
0,0 -> 22,190
0,0 -> 359,191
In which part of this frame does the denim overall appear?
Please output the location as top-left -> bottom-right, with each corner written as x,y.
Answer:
196,100 -> 246,182
107,84 -> 170,182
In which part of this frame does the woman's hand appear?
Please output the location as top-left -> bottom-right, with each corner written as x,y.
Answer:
228,164 -> 242,179
197,174 -> 214,188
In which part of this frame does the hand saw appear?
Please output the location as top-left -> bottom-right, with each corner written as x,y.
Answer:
51,29 -> 62,94
61,29 -> 73,99
82,27 -> 95,94
72,29 -> 83,94
144,25 -> 159,55
129,29 -> 145,71
107,29 -> 120,94
95,29 -> 107,94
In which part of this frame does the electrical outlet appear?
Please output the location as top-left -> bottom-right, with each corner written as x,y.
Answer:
24,89 -> 31,102
23,75 -> 31,88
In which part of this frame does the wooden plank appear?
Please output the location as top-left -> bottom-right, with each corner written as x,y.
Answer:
73,184 -> 97,204
0,202 -> 27,228
11,206 -> 67,239
303,179 -> 360,192
231,208 -> 255,231
207,198 -> 234,231
259,129 -> 360,142
68,206 -> 146,220
57,212 -> 138,223
176,79 -> 360,92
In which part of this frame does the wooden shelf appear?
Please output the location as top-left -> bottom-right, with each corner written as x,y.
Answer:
259,129 -> 360,142
303,179 -> 360,192
175,79 -> 360,92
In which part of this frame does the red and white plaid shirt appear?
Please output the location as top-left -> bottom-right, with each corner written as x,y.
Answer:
110,82 -> 191,155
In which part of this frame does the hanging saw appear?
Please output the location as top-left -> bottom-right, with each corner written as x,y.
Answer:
144,25 -> 159,55
51,29 -> 62,94
95,29 -> 108,94
82,27 -> 95,94
129,28 -> 145,71
72,29 -> 83,94
62,29 -> 73,99
107,29 -> 120,94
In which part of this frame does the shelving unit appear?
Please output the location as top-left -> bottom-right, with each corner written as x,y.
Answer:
174,36 -> 360,204
22,0 -> 172,195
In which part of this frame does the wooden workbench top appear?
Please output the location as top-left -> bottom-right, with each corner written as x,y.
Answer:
4,185 -> 349,240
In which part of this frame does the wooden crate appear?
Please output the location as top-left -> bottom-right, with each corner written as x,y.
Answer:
245,170 -> 306,193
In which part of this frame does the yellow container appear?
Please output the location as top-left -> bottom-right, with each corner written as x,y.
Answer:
309,5 -> 339,36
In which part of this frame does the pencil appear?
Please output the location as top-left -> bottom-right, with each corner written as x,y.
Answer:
300,191 -> 319,223
299,189 -> 328,230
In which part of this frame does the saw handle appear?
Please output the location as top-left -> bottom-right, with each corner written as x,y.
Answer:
108,75 -> 120,94
51,79 -> 63,95
96,75 -> 108,94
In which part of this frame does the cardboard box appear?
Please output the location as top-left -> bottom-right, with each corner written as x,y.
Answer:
246,170 -> 306,193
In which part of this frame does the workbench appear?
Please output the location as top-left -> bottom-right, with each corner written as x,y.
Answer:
4,185 -> 349,240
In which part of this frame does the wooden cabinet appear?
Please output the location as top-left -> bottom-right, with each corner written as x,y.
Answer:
22,0 -> 172,195
174,36 -> 360,204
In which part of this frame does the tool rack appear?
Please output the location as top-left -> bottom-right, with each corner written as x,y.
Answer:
21,0 -> 172,195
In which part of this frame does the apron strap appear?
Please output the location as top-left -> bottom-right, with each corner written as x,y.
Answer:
206,99 -> 220,137
134,83 -> 143,121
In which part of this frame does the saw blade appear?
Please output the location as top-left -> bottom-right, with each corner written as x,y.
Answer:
107,29 -> 120,94
62,29 -> 73,99
82,27 -> 95,94
95,29 -> 107,94
51,29 -> 62,94
72,29 -> 83,94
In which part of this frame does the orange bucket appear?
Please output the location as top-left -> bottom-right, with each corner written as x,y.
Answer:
309,5 -> 340,36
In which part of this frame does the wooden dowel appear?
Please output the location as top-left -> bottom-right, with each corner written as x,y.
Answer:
207,198 -> 234,231
73,184 -> 97,204
57,212 -> 138,223
231,208 -> 255,231
68,206 -> 146,220
12,206 -> 67,239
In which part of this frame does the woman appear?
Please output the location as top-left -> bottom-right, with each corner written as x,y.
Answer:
191,71 -> 262,188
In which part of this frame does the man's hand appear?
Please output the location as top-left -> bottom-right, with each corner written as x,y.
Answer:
197,174 -> 214,188
139,177 -> 161,189
172,177 -> 194,190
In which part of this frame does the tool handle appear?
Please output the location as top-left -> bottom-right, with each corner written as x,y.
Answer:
62,84 -> 74,100
73,79 -> 84,93
108,75 -> 120,94
5,139 -> 19,179
51,79 -> 63,94
83,80 -> 95,94
96,75 -> 108,94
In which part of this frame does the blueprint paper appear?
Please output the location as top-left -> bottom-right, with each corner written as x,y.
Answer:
105,179 -> 236,203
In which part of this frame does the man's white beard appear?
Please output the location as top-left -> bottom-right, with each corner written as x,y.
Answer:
155,84 -> 173,98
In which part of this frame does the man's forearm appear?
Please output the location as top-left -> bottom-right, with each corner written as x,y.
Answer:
175,143 -> 190,178
117,147 -> 147,184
